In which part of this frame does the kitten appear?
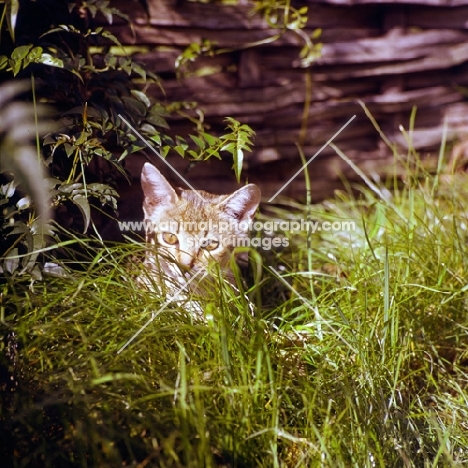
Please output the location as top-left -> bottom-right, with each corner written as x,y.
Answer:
140,162 -> 261,297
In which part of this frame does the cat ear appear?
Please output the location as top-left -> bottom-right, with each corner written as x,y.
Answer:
141,163 -> 178,206
220,184 -> 261,222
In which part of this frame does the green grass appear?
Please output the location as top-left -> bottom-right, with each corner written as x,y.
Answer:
2,153 -> 468,467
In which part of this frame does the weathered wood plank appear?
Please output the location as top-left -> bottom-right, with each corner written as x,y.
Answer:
111,24 -> 406,51
405,5 -> 468,28
112,0 -> 382,30
193,85 -> 458,127
111,1 -> 468,31
153,78 -> 370,105
288,42 -> 468,79
317,30 -> 468,64
143,33 -> 468,83
108,24 -> 303,47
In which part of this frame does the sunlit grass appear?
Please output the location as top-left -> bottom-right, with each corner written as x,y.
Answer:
2,149 -> 468,467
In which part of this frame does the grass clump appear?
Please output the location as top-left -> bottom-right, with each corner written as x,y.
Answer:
2,157 -> 468,467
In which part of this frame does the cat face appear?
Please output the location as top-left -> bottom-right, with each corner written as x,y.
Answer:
141,162 -> 261,283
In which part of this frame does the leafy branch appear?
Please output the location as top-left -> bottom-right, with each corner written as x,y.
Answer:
167,117 -> 255,182
176,0 -> 322,76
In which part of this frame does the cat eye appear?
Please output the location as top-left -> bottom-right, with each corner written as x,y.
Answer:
161,232 -> 178,246
202,238 -> 219,251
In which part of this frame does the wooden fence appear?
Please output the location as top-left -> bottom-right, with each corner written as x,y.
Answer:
106,0 -> 468,202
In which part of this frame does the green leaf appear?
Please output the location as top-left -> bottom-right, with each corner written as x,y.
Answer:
59,182 -> 83,194
87,183 -> 118,195
189,134 -> 205,150
72,194 -> 91,232
9,223 -> 29,235
174,146 -> 186,157
4,248 -> 19,274
28,46 -> 43,62
122,96 -> 146,117
62,105 -> 101,119
201,132 -> 218,146
175,135 -> 188,149
39,53 -> 64,69
102,30 -> 122,47
233,148 -> 244,183
118,143 -> 145,161
311,28 -> 322,39
29,265 -> 42,281
11,57 -> 22,75
141,123 -> 156,133
43,262 -> 71,278
131,62 -> 146,80
16,197 -> 30,211
147,113 -> 170,129
0,181 -> 16,198
150,103 -> 170,117
220,142 -> 236,153
11,44 -> 32,60
0,55 -> 8,70
149,134 -> 161,145
89,5 -> 99,17
131,90 -> 151,108
101,9 -> 113,25
105,53 -> 117,68
64,143 -> 74,157
40,26 -> 67,36
205,147 -> 222,160
119,58 -> 132,75
75,131 -> 91,146
40,24 -> 82,39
